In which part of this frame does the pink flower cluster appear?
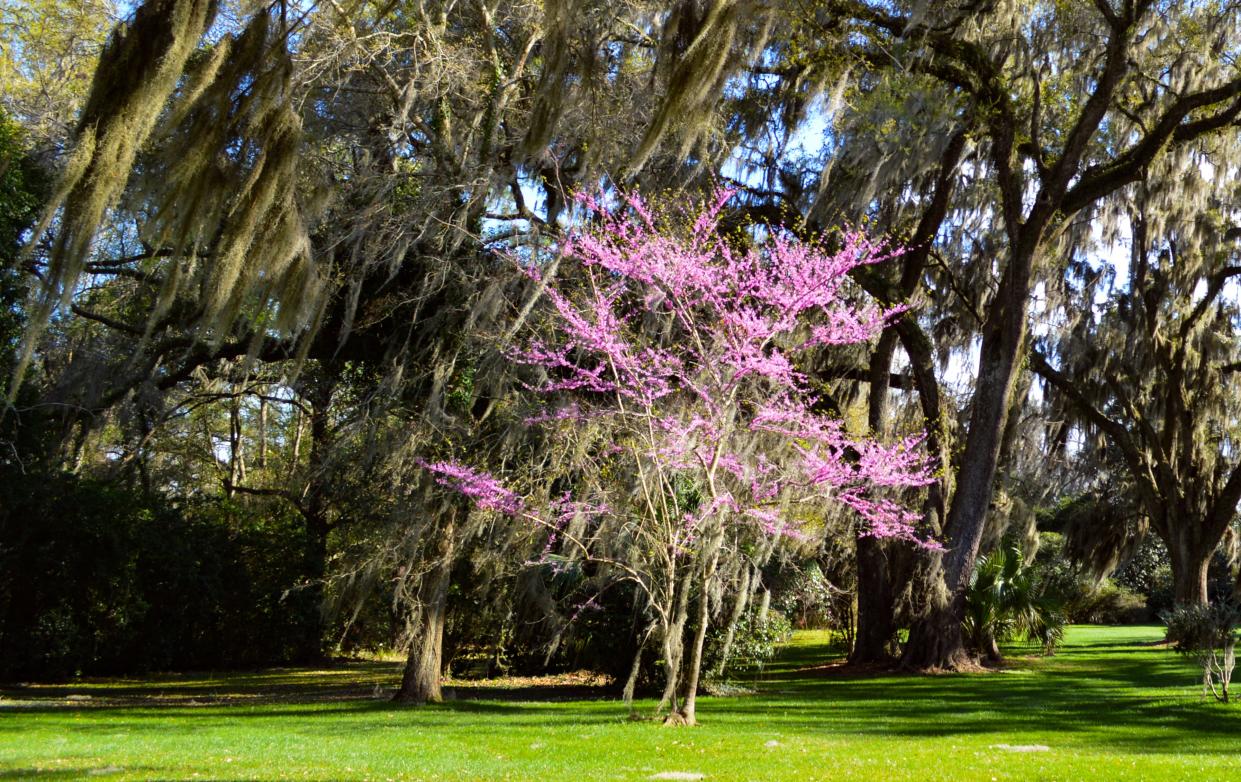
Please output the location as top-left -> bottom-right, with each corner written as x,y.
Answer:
417,460 -> 525,516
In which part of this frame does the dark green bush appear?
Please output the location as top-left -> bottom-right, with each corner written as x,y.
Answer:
772,562 -> 836,630
1031,533 -> 1149,624
1069,580 -> 1150,624
0,470 -> 321,680
1163,602 -> 1240,653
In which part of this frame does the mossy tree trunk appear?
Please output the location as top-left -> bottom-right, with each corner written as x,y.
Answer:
394,509 -> 457,705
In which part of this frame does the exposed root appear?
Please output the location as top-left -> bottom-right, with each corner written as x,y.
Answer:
662,711 -> 696,726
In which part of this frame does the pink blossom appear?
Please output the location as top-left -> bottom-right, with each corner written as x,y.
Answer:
422,188 -> 939,551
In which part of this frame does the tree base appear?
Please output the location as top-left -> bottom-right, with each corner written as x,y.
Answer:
391,689 -> 442,705
900,651 -> 986,673
847,648 -> 899,667
900,610 -> 982,672
663,711 -> 697,726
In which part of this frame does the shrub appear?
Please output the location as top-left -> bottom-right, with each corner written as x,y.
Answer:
703,609 -> 792,680
0,470 -> 321,680
772,562 -> 836,630
1069,580 -> 1150,624
1162,602 -> 1240,703
1032,533 -> 1149,624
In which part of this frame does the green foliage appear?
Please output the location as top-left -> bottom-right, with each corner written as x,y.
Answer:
0,110 -> 44,374
771,561 -> 836,630
1163,603 -> 1240,654
1114,536 -> 1175,615
0,0 -> 113,141
1113,536 -> 1168,595
1032,532 -> 1149,624
1068,580 -> 1149,625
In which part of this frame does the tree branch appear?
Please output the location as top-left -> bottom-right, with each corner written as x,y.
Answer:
1029,347 -> 1159,508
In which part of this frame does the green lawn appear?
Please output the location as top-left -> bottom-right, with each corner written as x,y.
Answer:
2,625 -> 1238,781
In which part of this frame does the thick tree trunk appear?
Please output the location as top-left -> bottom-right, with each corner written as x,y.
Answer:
298,376 -> 336,660
394,511 -> 457,704
902,233 -> 1040,670
981,632 -> 1002,664
853,330 -> 901,664
851,534 -> 899,663
1168,528 -> 1212,606
903,584 -> 974,670
851,170 -> 963,665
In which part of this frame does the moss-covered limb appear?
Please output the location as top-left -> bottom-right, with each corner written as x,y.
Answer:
11,0 -> 330,398
12,0 -> 218,395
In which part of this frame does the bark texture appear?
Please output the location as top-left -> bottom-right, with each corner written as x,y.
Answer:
394,510 -> 457,704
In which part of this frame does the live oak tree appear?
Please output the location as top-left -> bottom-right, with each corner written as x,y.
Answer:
762,0 -> 1241,669
1032,219 -> 1241,606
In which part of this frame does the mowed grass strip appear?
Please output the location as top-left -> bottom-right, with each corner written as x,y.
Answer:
1,625 -> 1237,781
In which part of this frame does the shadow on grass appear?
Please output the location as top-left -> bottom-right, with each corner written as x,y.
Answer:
0,767 -> 159,779
0,660 -> 402,703
701,632 -> 1237,754
3,627 -> 1236,759
1,660 -> 616,710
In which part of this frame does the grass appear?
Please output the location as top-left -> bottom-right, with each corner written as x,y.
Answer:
2,625 -> 1239,781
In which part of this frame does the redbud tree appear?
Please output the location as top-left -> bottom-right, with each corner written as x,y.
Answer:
423,190 -> 934,725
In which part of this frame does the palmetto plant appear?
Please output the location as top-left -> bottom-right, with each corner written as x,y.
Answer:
963,542 -> 1066,661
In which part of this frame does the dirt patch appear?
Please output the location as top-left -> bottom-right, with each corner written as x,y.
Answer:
795,660 -> 902,678
443,670 -> 615,703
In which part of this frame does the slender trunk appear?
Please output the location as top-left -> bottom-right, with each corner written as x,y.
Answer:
230,399 -> 246,485
623,621 -> 655,710
136,406 -> 153,497
291,406 -> 304,463
395,511 -> 457,704
258,396 -> 268,469
658,565 -> 693,714
671,538 -> 722,726
1221,638 -> 1235,703
710,564 -> 753,678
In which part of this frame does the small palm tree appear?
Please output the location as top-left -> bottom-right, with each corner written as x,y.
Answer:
963,542 -> 1066,662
